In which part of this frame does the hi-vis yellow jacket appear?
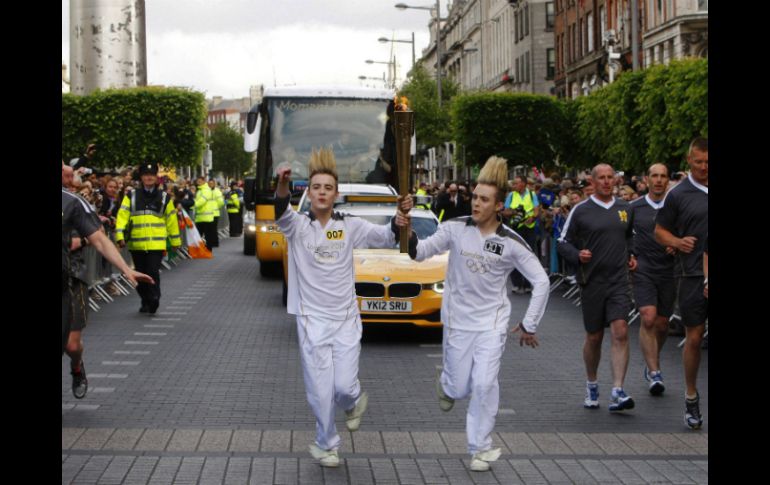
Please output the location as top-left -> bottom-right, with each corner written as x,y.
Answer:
226,192 -> 241,213
115,188 -> 181,251
211,187 -> 225,218
194,184 -> 215,223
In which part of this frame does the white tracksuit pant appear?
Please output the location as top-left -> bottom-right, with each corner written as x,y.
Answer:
439,326 -> 508,455
296,313 -> 363,451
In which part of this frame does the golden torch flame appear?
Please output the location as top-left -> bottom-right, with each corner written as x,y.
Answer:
394,95 -> 410,111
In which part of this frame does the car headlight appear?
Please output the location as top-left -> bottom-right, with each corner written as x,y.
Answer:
422,281 -> 444,294
247,225 -> 257,232
255,220 -> 278,233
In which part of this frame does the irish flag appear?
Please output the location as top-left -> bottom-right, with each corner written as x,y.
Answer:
179,209 -> 212,259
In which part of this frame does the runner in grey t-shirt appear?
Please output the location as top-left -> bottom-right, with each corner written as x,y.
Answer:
654,137 -> 708,430
628,163 -> 675,397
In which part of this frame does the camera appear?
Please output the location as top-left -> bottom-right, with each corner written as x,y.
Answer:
81,167 -> 93,175
509,206 -> 527,227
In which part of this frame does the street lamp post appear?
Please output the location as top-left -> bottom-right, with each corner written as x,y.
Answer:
365,59 -> 396,88
378,33 -> 416,69
396,1 -> 443,108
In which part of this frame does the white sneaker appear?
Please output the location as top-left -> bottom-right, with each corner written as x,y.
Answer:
345,391 -> 368,432
436,372 -> 454,412
308,443 -> 340,468
470,448 -> 501,472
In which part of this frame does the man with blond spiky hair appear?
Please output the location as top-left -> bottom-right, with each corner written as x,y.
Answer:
395,156 -> 550,473
274,147 -> 408,468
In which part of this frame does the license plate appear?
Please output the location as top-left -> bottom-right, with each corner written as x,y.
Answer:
360,299 -> 413,313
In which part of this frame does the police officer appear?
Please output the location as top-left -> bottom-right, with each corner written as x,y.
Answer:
208,179 -> 225,247
415,182 -> 431,210
503,175 -> 540,293
115,162 -> 182,314
226,181 -> 243,237
194,176 -> 216,251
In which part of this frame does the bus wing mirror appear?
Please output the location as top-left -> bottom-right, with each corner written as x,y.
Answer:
244,108 -> 261,153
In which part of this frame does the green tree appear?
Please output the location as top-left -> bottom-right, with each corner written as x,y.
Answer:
451,92 -> 566,169
398,63 -> 460,148
62,87 -> 207,168
207,121 -> 253,179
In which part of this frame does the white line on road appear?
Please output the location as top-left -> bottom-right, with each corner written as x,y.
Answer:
144,324 -> 174,328
101,361 -> 140,366
87,374 -> 129,379
124,341 -> 158,345
426,354 -> 443,358
134,332 -> 167,336
114,350 -> 150,355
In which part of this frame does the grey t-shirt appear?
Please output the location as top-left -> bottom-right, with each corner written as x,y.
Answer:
655,175 -> 708,277
557,196 -> 633,286
62,189 -> 100,280
629,195 -> 674,277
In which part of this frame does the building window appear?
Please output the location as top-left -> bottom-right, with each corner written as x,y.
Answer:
546,2 -> 555,31
698,0 -> 708,10
600,6 -> 606,44
515,58 -> 520,83
525,5 -> 529,37
578,19 -> 583,57
587,13 -> 594,53
514,12 -> 519,43
524,52 -> 530,82
547,48 -> 555,79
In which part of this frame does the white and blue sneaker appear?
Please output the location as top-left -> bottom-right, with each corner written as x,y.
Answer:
685,393 -> 703,430
584,382 -> 599,409
609,388 -> 635,412
644,367 -> 665,396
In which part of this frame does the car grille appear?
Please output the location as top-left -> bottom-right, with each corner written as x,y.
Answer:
388,283 -> 421,298
355,283 -> 385,297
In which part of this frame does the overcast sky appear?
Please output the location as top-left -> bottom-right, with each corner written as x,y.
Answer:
62,0 -> 439,99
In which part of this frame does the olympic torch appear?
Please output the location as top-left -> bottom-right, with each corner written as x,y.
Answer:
393,96 -> 414,253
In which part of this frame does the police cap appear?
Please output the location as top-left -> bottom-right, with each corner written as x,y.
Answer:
138,161 -> 159,175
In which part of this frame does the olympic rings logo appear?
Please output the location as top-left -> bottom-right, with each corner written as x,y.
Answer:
466,259 -> 491,274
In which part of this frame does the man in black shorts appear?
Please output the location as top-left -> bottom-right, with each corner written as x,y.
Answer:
628,163 -> 675,396
655,137 -> 708,430
63,162 -> 154,359
558,163 -> 637,413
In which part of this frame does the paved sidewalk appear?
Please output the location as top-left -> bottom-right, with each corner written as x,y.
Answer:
62,237 -> 708,484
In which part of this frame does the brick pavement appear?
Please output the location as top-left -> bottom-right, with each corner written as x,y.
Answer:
62,237 -> 708,484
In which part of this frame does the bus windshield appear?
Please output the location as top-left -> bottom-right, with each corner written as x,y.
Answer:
267,97 -> 391,185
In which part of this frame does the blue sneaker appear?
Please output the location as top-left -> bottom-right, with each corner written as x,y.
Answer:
685,393 -> 703,430
584,383 -> 599,409
609,388 -> 635,412
648,371 -> 665,396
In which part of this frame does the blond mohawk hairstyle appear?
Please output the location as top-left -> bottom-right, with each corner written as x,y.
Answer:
477,156 -> 509,201
308,147 -> 338,182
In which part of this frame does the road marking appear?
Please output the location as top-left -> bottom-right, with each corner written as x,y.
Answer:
102,361 -> 140,366
151,318 -> 181,321
157,312 -> 187,315
62,404 -> 100,411
144,324 -> 174,328
498,408 -> 516,415
124,341 -> 158,345
426,354 -> 442,358
90,387 -> 116,393
114,350 -> 150,355
87,374 -> 128,379
134,332 -> 167,336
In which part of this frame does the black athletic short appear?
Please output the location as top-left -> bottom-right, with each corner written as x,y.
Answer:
580,280 -> 634,333
66,279 -> 89,332
631,271 -> 676,318
676,277 -> 708,327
